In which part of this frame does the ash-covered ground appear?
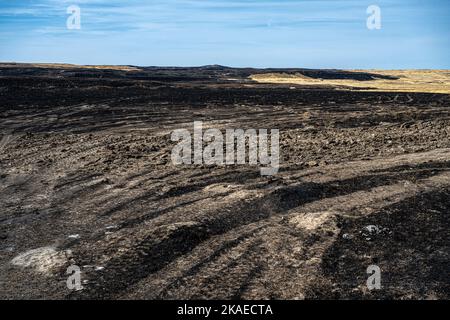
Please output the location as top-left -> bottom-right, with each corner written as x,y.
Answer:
0,64 -> 449,299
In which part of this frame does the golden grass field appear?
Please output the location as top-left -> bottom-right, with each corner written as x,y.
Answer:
250,70 -> 450,94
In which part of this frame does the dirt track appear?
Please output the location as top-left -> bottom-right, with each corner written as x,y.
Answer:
0,64 -> 449,299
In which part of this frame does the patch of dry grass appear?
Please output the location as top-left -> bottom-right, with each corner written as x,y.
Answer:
250,70 -> 450,94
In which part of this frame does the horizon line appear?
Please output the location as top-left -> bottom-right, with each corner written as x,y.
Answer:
1,62 -> 449,71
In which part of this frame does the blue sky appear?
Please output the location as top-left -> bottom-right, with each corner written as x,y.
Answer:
0,0 -> 448,68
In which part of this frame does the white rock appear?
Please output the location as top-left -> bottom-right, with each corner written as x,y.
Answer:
363,225 -> 381,234
11,246 -> 68,274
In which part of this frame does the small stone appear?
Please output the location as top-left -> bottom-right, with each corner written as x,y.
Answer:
363,225 -> 381,234
307,160 -> 318,167
65,250 -> 73,258
342,233 -> 353,240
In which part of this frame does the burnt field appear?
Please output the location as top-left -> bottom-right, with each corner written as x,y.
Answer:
0,64 -> 449,299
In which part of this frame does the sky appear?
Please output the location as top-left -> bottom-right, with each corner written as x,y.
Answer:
0,0 -> 449,68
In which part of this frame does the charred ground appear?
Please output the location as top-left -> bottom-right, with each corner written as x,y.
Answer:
0,64 -> 449,299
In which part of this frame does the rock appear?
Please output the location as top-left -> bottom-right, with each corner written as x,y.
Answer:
11,246 -> 68,274
361,225 -> 390,239
363,225 -> 381,234
307,160 -> 318,167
